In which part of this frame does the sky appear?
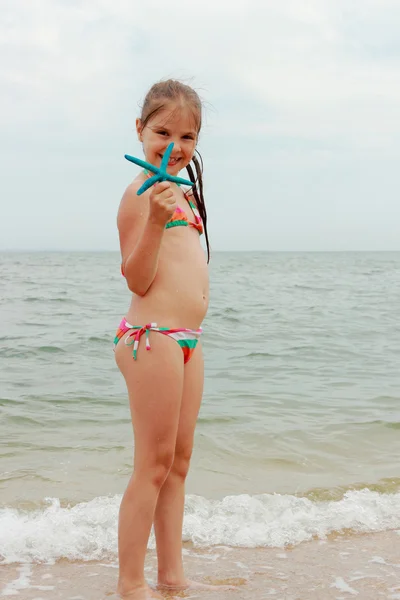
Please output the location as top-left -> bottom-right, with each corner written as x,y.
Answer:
1,0 -> 400,251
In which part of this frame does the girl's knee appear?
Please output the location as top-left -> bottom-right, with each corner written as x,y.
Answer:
170,446 -> 192,481
136,446 -> 175,488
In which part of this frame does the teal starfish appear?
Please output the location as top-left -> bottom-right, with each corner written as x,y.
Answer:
124,143 -> 194,196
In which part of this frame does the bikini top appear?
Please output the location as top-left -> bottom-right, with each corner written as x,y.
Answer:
167,194 -> 204,235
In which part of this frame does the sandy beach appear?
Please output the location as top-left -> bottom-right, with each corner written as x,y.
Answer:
1,530 -> 399,599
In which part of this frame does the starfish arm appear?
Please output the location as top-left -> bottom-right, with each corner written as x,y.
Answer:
160,143 -> 174,172
137,174 -> 162,196
167,174 -> 194,187
125,155 -> 160,174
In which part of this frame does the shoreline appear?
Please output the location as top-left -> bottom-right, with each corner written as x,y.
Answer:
1,530 -> 399,599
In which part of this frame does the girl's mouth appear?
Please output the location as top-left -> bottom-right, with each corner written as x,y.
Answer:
160,154 -> 180,167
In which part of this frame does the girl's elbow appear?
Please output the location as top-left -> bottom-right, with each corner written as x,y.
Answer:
127,278 -> 149,296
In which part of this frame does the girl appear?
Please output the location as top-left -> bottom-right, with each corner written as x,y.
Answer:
114,80 -> 213,599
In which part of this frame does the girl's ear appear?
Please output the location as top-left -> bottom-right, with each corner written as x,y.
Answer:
136,118 -> 143,142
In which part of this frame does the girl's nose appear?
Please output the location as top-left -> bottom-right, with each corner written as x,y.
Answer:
171,140 -> 181,153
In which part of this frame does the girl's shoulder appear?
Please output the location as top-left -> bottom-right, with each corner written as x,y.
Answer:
117,177 -> 148,229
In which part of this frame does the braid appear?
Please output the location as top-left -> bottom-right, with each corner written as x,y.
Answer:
186,151 -> 210,262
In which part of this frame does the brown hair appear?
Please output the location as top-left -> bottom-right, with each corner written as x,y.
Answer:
139,79 -> 210,262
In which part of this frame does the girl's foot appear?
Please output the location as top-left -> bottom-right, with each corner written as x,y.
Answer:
157,579 -> 235,592
118,583 -> 164,599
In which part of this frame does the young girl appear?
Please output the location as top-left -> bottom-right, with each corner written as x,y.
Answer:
114,80 -> 213,599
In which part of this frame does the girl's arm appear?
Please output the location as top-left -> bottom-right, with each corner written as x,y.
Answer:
117,181 -> 176,296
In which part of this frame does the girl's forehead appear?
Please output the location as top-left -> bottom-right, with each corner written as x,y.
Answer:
148,103 -> 199,132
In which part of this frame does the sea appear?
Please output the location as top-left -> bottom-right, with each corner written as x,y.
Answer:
1,251 -> 399,599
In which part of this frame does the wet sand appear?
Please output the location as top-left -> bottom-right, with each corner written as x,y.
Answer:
1,531 -> 399,599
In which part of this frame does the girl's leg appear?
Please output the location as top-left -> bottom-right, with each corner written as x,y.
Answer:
115,333 -> 184,599
154,344 -> 204,587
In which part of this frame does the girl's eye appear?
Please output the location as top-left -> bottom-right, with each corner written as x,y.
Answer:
183,135 -> 194,140
158,131 -> 168,136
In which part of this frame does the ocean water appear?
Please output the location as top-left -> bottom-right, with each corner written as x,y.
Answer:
1,251 -> 400,568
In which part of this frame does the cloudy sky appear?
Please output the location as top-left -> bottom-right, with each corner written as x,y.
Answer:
1,0 -> 399,251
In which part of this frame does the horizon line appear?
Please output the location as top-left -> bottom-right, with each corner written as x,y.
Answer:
1,249 -> 400,254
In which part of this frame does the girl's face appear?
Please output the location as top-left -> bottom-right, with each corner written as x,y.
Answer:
136,102 -> 198,176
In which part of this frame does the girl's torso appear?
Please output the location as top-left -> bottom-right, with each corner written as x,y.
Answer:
123,181 -> 209,329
